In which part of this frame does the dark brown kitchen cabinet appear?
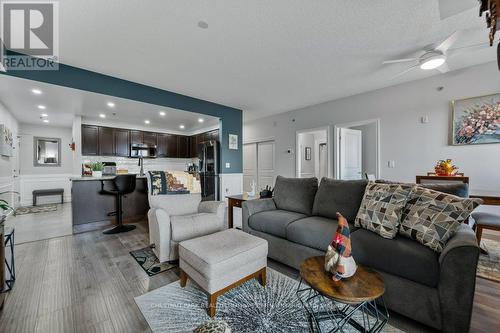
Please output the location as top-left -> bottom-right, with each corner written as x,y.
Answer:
130,130 -> 143,145
157,134 -> 169,157
143,132 -> 157,146
166,134 -> 178,157
98,127 -> 114,156
114,129 -> 130,157
178,136 -> 190,158
190,136 -> 198,158
82,125 -> 99,155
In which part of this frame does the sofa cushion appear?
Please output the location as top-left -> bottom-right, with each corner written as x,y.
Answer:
355,182 -> 414,239
312,178 -> 368,222
351,229 -> 440,287
286,216 -> 338,251
273,176 -> 318,215
400,187 -> 482,252
170,213 -> 221,242
248,210 -> 306,239
419,183 -> 469,198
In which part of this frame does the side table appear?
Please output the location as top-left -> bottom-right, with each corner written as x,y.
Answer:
2,227 -> 15,292
296,256 -> 388,333
226,194 -> 259,229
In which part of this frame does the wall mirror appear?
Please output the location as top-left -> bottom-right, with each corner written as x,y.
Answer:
34,137 -> 61,167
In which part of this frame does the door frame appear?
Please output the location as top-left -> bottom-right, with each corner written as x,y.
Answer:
295,126 -> 333,179
334,119 -> 380,180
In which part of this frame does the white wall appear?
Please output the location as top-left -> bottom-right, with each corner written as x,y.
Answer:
0,102 -> 19,207
351,123 -> 377,177
243,62 -> 500,192
297,133 -> 315,177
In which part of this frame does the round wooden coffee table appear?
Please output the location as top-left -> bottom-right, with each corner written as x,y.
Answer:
296,256 -> 389,333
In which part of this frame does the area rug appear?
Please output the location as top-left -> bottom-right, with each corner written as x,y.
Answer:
14,204 -> 58,215
135,268 -> 402,333
130,247 -> 177,277
477,239 -> 500,283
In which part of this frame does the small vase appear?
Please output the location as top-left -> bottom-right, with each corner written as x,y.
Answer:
93,171 -> 103,178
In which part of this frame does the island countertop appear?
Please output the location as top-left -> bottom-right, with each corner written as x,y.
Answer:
70,174 -> 148,181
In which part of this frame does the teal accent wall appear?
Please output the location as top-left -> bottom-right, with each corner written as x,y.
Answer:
1,53 -> 242,173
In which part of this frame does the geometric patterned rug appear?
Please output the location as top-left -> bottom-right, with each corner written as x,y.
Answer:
134,268 -> 403,333
14,204 -> 58,215
477,239 -> 500,283
130,246 -> 177,277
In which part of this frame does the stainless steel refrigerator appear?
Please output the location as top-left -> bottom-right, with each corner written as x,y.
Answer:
198,140 -> 219,201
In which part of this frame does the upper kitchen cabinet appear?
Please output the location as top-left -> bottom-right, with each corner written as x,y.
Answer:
166,134 -> 178,157
98,127 -> 114,156
130,130 -> 143,145
157,134 -> 169,157
114,129 -> 130,157
143,132 -> 158,146
178,136 -> 190,158
82,125 -> 99,156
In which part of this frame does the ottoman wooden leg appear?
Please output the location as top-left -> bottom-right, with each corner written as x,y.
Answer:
180,269 -> 188,288
208,294 -> 217,317
258,267 -> 266,287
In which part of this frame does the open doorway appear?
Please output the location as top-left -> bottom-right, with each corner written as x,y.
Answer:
334,119 -> 380,180
296,127 -> 332,179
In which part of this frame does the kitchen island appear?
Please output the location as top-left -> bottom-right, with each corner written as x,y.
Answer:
71,175 -> 149,226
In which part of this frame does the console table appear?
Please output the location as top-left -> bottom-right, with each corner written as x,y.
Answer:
416,174 -> 469,184
226,194 -> 259,229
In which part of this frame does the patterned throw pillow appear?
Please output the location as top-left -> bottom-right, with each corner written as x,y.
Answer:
193,320 -> 231,333
355,182 -> 414,239
400,187 -> 482,252
148,171 -> 190,195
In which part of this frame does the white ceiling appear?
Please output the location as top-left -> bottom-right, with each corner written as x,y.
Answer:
0,75 -> 219,134
51,0 -> 497,122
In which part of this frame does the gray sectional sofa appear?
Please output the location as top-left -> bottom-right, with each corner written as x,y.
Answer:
242,176 -> 479,333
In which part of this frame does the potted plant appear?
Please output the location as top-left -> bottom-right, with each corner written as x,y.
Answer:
92,162 -> 104,178
0,198 -> 14,224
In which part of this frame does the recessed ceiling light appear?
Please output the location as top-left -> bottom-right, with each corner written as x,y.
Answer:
37,105 -> 46,110
198,118 -> 204,123
144,120 -> 150,124
107,102 -> 115,108
198,21 -> 208,29
31,88 -> 42,95
43,119 -> 49,123
40,113 -> 48,118
179,124 -> 185,129
159,111 -> 166,116
99,114 -> 106,118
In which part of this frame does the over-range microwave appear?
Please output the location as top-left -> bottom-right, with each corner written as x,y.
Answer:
130,144 -> 157,158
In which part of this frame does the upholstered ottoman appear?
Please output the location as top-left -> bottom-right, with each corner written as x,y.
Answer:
179,229 -> 268,317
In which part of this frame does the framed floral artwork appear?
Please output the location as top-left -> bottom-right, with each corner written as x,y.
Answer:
0,124 -> 13,157
451,93 -> 500,145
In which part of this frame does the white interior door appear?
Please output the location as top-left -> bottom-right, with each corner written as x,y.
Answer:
340,128 -> 362,180
257,141 -> 275,191
243,143 -> 257,192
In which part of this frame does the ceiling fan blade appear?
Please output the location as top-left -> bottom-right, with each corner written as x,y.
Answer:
436,63 -> 450,73
438,0 -> 477,20
390,64 -> 419,80
435,31 -> 461,53
382,58 -> 418,65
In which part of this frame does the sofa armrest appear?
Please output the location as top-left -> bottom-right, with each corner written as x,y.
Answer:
148,208 -> 173,262
242,198 -> 276,232
198,201 -> 226,228
438,224 -> 480,333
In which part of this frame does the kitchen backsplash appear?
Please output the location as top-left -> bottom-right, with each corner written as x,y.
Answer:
82,156 -> 197,174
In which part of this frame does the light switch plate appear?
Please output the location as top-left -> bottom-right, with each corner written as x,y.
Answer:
388,160 -> 396,168
225,162 -> 231,168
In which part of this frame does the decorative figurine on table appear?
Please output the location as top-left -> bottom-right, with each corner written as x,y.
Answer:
248,180 -> 256,197
324,213 -> 357,281
434,159 -> 459,176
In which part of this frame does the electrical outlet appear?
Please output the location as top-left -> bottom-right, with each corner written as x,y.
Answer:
225,162 -> 231,168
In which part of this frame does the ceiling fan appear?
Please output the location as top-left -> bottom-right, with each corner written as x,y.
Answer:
383,31 -> 490,79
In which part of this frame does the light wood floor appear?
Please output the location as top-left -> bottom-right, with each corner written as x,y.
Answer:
0,223 -> 498,333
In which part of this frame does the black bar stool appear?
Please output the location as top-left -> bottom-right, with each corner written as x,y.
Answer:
100,174 -> 137,234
